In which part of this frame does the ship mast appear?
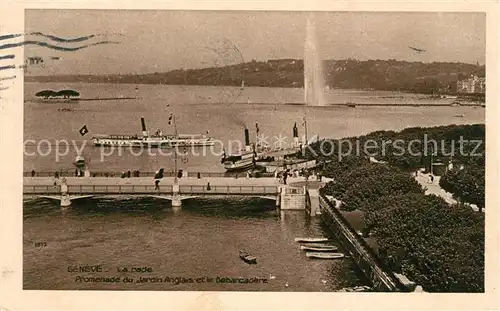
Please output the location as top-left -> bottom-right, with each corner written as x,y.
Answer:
430,143 -> 433,176
303,114 -> 308,149
173,114 -> 178,182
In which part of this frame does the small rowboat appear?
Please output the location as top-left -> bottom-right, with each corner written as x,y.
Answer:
239,250 -> 257,264
338,285 -> 372,292
306,252 -> 345,259
302,243 -> 333,248
300,245 -> 338,251
294,237 -> 330,243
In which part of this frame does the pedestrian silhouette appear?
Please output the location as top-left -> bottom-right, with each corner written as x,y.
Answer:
155,179 -> 160,190
206,182 -> 211,191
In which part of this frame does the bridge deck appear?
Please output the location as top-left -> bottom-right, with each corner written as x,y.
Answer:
23,177 -> 281,196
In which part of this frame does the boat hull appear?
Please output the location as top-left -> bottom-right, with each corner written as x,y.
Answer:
305,252 -> 345,259
294,237 -> 330,243
300,243 -> 333,248
239,251 -> 257,264
92,137 -> 214,148
224,160 -> 254,171
239,255 -> 257,264
300,245 -> 338,251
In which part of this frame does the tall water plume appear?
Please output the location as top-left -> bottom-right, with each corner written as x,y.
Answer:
304,16 -> 326,106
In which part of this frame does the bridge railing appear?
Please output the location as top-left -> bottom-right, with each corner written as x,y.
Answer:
23,184 -> 278,195
24,171 -> 236,178
178,185 -> 278,195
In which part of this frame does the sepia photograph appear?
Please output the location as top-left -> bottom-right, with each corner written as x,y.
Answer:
0,4 -> 497,309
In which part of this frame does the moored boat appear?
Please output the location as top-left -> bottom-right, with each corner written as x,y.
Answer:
294,237 -> 330,243
92,117 -> 214,148
306,252 -> 345,259
300,243 -> 334,248
300,245 -> 338,251
222,127 -> 257,171
239,250 -> 257,264
223,151 -> 255,171
337,285 -> 372,292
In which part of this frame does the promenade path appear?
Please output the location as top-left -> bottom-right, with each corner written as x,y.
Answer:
414,172 -> 457,205
414,171 -> 482,212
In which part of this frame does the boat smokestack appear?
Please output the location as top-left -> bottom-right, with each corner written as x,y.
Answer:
244,127 -> 251,151
141,117 -> 148,137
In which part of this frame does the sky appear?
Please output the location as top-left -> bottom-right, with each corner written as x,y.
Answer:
21,10 -> 486,76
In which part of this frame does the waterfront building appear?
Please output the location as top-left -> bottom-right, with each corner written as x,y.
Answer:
457,75 -> 486,94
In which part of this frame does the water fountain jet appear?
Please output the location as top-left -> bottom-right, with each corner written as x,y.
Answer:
304,16 -> 327,107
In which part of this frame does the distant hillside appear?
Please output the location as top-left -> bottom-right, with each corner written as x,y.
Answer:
26,58 -> 485,95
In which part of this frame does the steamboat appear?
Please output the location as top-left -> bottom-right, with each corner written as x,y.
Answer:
221,124 -> 303,172
92,117 -> 214,148
221,128 -> 257,171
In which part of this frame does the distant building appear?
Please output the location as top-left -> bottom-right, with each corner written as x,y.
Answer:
457,75 -> 485,94
267,59 -> 299,69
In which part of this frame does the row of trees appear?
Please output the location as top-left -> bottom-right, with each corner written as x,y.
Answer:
323,59 -> 484,94
440,165 -> 485,211
316,124 -> 485,292
35,89 -> 80,99
306,124 -> 485,172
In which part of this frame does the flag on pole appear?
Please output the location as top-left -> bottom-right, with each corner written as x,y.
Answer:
79,125 -> 89,136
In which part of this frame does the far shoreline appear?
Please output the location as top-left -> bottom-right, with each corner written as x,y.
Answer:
24,82 -> 484,106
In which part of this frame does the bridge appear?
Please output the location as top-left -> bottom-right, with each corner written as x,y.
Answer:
22,175 -> 308,208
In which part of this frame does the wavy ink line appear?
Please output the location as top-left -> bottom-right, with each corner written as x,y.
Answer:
28,32 -> 105,43
0,86 -> 9,91
0,75 -> 16,81
0,54 -> 15,60
1,32 -> 125,44
0,33 -> 23,41
0,65 -> 15,71
0,40 -> 120,51
28,32 -> 125,43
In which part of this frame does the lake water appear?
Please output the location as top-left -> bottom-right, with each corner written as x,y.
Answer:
23,82 -> 484,291
24,82 -> 484,173
23,198 -> 367,291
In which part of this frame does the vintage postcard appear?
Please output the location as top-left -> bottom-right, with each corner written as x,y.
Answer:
0,1 -> 498,310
